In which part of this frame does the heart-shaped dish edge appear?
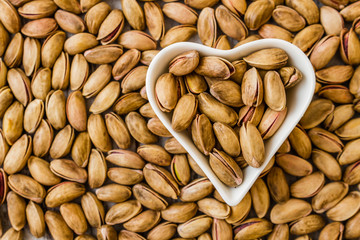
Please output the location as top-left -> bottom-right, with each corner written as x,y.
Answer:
146,39 -> 315,206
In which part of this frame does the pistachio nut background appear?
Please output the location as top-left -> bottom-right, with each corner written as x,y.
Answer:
0,0 -> 360,239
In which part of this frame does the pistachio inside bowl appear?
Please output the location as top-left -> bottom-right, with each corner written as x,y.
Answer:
146,39 -> 315,206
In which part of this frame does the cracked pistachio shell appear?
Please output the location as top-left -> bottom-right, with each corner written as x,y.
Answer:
52,51 -> 70,90
66,91 -> 87,132
0,0 -> 21,34
267,167 -> 290,203
0,168 -> 8,207
148,222 -> 177,240
293,24 -> 324,53
340,27 -> 360,65
290,215 -> 325,235
318,85 -> 354,104
137,145 -> 171,167
31,68 -> 51,101
221,0 -> 247,15
272,5 -> 306,32
49,125 -> 75,159
343,161 -> 360,185
3,134 -> 31,175
290,172 -> 325,198
147,117 -> 171,137
70,54 -> 89,91
349,65 -> 360,97
184,72 -> 207,94
33,119 -> 53,157
106,149 -> 145,169
84,2 -> 111,35
97,9 -> 124,45
53,0 -> 81,14
108,167 -> 143,186
105,200 -> 142,225
335,118 -> 360,140
288,124 -> 312,159
114,92 -> 147,114
198,198 -> 231,219
1,228 -> 23,240
198,7 -> 217,47
144,163 -> 180,199
71,132 -> 91,167
45,211 -> 73,240
23,37 -> 40,77
26,201 -> 45,238
105,112 -> 131,149
319,222 -> 344,240
185,0 -> 219,9
178,215 -> 213,238
28,156 -> 61,186
21,18 -> 58,38
87,114 -> 112,152
144,2 -> 165,40
244,0 -> 274,30
19,0 -> 55,19
133,183 -> 168,210
244,48 -> 288,70
88,149 -> 107,188
338,138 -> 360,165
83,64 -> 111,98
320,6 -> 344,36
226,192 -> 251,224
171,155 -> 191,186
160,25 -> 197,48
198,92 -> 238,126
316,65 -> 353,84
258,107 -> 287,139
46,182 -> 86,208
161,202 -> 197,223
326,191 -> 360,221
286,0 -> 319,24
345,210 -> 360,239
7,68 -> 32,107
4,33 -> 23,68
268,224 -> 290,240
8,174 -> 46,203
258,24 -> 294,42
169,50 -> 200,76
172,93 -> 198,131
24,99 -> 44,134
163,2 -> 198,25
187,154 -> 206,176
312,181 -> 348,213
238,102 -> 265,127
50,159 -> 87,183
0,59 -> 7,88
118,230 -> 145,240
0,129 -> 9,166
312,149 -> 342,181
340,1 -> 360,21
180,178 -> 214,202
112,49 -> 140,80
250,178 -> 270,218
310,36 -> 341,70
234,218 -> 273,240
271,198 -> 312,224
210,80 -> 243,107
276,154 -> 313,177
214,35 -> 231,50
60,203 -> 88,235
195,56 -> 235,79
3,101 -> 23,145
90,81 -> 120,114
122,66 -> 147,94
97,225 -> 117,240
209,149 -> 243,187
300,98 -> 334,129
41,31 -> 66,68
264,71 -> 286,111
155,73 -> 178,112
0,22 -> 9,57
81,192 -> 104,228
240,122 -> 265,168
216,5 -> 248,41
308,127 -> 344,153
6,191 -> 26,231
55,10 -> 85,34
80,0 -> 101,13
191,114 -> 215,156
213,122 -> 240,157
165,137 -> 187,154
279,66 -> 303,88
121,0 -> 145,30
125,112 -> 158,144
96,184 -> 131,203
123,210 -> 161,232
64,33 -> 98,55
84,44 -> 123,64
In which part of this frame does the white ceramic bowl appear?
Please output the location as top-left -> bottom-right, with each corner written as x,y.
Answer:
146,39 -> 315,206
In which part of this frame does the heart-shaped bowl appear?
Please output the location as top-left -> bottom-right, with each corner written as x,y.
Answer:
146,39 -> 315,206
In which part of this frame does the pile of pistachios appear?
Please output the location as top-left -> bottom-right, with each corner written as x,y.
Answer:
155,48 -> 301,187
1,0 -> 360,239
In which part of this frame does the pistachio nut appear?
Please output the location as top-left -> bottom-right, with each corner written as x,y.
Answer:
326,191 -> 360,221
234,34 -> 263,47
45,210 -> 73,240
216,5 -> 248,41
133,183 -> 168,210
90,81 -> 120,114
288,124 -> 312,159
338,138 -> 360,165
293,24 -> 324,53
106,149 -> 145,169
244,0 -> 274,30
3,134 -> 31,175
28,156 -> 61,186
105,200 -> 142,225
172,93 -> 198,131
147,222 -> 177,240
108,167 -> 143,185
3,101 -> 24,145
82,64 -> 111,98
121,0 -> 145,30
185,0 -> 219,9
335,118 -> 360,140
6,191 -> 26,231
340,1 -> 360,21
8,174 -> 46,203
213,122 -> 240,157
26,201 -> 45,238
212,218 -> 233,240
33,119 -> 53,157
226,192 -> 251,224
50,159 -> 87,183
258,107 -> 287,139
4,33 -> 23,68
234,218 -> 273,240
197,198 -> 231,219
267,166 -> 290,203
155,73 -> 178,112
80,0 -> 100,12
140,50 -> 159,66
21,18 -> 58,38
210,80 -> 243,107
45,90 -> 66,130
64,33 -> 99,55
340,27 -> 360,65
125,112 -> 158,144
250,178 -> 270,218
41,31 -> 66,68
7,68 -> 32,107
0,0 -> 21,34
318,85 -> 354,104
258,24 -> 294,42
276,154 -> 313,177
0,23 -> 9,57
238,103 -> 265,127
66,91 -> 87,132
71,132 -> 91,167
308,127 -> 343,153
310,36 -> 341,70
195,56 -> 234,79
164,137 -> 187,154
112,49 -> 140,80
272,5 -> 306,32
290,172 -> 325,198
180,178 -> 214,202
187,154 -> 207,177
320,6 -> 344,36
263,71 -> 286,110
55,10 -> 86,34
240,122 -> 265,168
46,181 -> 86,208
87,114 -> 112,152
198,7 -> 217,47
345,210 -> 360,239
163,2 -> 198,25
170,155 -> 191,186
118,230 -> 146,240
23,37 -> 40,77
75,235 -> 97,240
160,25 -> 197,48
161,202 -> 197,223
81,192 -> 105,228
123,210 -> 161,232
289,214 -> 325,235
191,114 -> 215,156
343,161 -> 360,185
49,125 -> 75,159
312,149 -> 342,181
300,98 -> 334,129
139,103 -> 156,119
0,228 -> 23,240
31,68 -> 52,101
169,50 -> 200,76
84,2 -> 111,35
0,59 -> 8,89
279,66 -> 303,88
96,184 -> 132,203
285,0 -> 319,24
84,44 -> 123,64
144,2 -> 165,40
312,181 -> 348,213
268,224 -> 290,240
177,215 -> 213,238
60,203 -> 88,235
147,117 -> 172,137
270,198 -> 312,224
243,48 -> 288,70
0,130 -> 9,166
97,225 -> 117,240
104,113 -> 131,149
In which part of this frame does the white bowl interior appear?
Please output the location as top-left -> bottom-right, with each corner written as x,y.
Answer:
146,39 -> 315,206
